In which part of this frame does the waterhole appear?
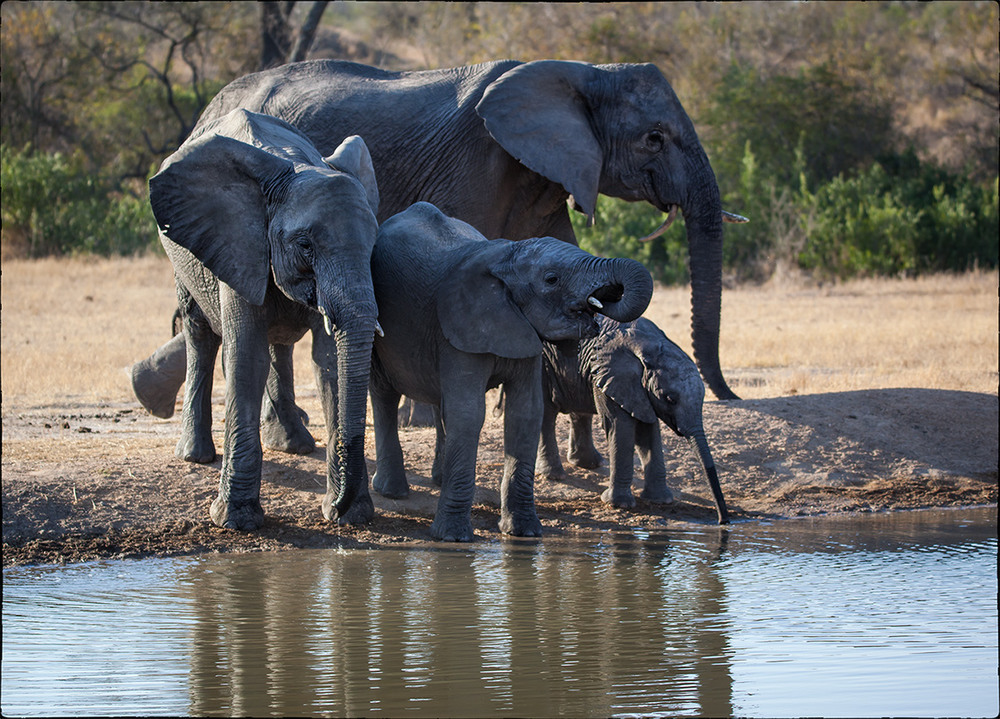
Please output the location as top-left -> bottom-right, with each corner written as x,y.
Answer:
3,507 -> 996,717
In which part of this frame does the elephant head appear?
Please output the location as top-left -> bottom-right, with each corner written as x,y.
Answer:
149,118 -> 381,520
433,225 -> 654,359
150,124 -> 379,331
477,61 -> 743,400
590,316 -> 730,523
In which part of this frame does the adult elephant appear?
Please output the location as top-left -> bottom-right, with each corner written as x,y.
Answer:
134,59 -> 742,453
148,109 -> 381,530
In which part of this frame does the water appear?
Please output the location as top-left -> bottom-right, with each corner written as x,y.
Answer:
3,508 -> 996,718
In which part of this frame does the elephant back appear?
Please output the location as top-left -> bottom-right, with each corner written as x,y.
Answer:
375,203 -> 486,279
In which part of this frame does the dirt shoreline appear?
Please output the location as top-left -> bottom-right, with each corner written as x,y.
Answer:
3,387 -> 996,567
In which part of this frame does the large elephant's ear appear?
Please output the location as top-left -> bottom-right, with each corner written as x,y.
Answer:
149,134 -> 293,306
476,60 -> 603,223
436,241 -> 543,359
325,135 -> 379,216
590,335 -> 657,424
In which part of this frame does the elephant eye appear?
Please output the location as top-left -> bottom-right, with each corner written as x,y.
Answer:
645,131 -> 664,152
292,234 -> 314,260
543,272 -> 559,286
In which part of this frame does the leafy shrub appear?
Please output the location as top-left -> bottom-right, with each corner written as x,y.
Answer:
801,151 -> 999,278
571,197 -> 691,285
1,144 -> 159,257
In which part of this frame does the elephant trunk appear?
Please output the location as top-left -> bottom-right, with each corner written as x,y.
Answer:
684,167 -> 739,401
324,320 -> 376,517
592,256 -> 654,323
685,431 -> 729,525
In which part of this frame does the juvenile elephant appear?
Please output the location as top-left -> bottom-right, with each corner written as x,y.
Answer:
147,108 -> 381,530
368,203 -> 654,542
133,58 -> 746,461
537,315 -> 729,524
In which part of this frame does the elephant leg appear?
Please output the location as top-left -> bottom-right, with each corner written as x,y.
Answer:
176,307 -> 220,464
260,343 -> 316,455
600,409 -> 638,509
567,413 -> 603,469
398,397 -> 436,427
210,299 -> 268,531
535,399 -> 567,480
371,379 -> 408,499
130,333 -> 187,419
636,421 -> 674,504
431,407 -> 445,487
432,358 -> 489,542
498,367 -> 544,537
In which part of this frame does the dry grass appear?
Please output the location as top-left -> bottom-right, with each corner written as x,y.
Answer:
1,256 -> 997,409
646,270 -> 999,398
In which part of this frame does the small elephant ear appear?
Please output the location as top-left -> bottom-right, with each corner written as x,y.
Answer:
436,241 -> 543,359
476,60 -> 603,223
325,135 -> 379,217
149,134 -> 293,306
590,338 -> 658,424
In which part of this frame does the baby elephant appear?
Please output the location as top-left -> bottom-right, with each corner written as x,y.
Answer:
369,202 -> 654,541
537,315 -> 729,524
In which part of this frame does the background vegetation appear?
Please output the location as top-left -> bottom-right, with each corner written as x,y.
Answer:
2,1 -> 997,281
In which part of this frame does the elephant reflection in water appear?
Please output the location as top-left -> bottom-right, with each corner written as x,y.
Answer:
183,531 -> 732,716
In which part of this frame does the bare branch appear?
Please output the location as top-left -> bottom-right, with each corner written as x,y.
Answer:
291,1 -> 329,63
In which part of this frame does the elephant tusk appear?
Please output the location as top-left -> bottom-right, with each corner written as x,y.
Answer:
722,210 -> 749,224
318,306 -> 334,336
375,319 -> 384,338
638,204 -> 678,242
588,296 -> 604,310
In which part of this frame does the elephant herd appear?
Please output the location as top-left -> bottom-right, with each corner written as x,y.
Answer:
131,59 -> 743,540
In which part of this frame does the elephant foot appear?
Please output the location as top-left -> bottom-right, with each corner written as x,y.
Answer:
210,495 -> 264,531
499,509 -> 543,537
260,416 -> 316,455
131,365 -> 180,418
430,512 -> 475,542
372,471 -> 410,499
260,403 -> 315,455
176,432 -> 216,464
601,486 -> 637,509
130,333 -> 186,419
322,491 -> 375,525
640,483 -> 675,504
535,464 -> 568,482
568,446 -> 603,470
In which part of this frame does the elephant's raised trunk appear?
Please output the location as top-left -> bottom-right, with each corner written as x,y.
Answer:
591,256 -> 654,323
685,431 -> 729,525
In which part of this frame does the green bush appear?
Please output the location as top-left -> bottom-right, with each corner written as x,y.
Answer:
1,144 -> 159,257
801,151 -> 999,278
